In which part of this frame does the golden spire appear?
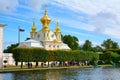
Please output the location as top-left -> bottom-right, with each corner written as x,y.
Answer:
32,18 -> 36,32
40,7 -> 51,30
56,18 -> 60,32
44,7 -> 47,15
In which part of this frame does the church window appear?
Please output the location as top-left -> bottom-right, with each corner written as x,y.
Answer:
49,45 -> 51,47
44,33 -> 45,37
47,33 -> 49,37
57,45 -> 59,48
53,45 -> 55,48
51,34 -> 54,38
37,34 -> 40,38
59,35 -> 61,38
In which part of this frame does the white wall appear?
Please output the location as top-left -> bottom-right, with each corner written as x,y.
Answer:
0,27 -> 3,68
3,53 -> 15,65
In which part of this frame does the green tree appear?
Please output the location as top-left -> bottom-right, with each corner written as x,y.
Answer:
82,40 -> 92,51
62,35 -> 79,50
101,51 -> 120,64
25,37 -> 30,41
112,42 -> 119,49
4,43 -> 19,53
92,45 -> 103,52
101,39 -> 119,49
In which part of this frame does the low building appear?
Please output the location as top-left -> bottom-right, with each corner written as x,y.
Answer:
3,53 -> 15,66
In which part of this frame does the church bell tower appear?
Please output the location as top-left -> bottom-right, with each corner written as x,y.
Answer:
55,20 -> 61,42
40,8 -> 51,41
30,19 -> 37,39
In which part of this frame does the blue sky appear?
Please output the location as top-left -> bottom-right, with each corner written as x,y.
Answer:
1,0 -> 120,49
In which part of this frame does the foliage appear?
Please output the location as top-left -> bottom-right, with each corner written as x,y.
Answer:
62,35 -> 79,50
25,37 -> 30,41
101,39 -> 119,50
101,51 -> 120,64
105,49 -> 120,55
12,48 -> 99,64
12,48 -> 47,62
82,40 -> 92,51
92,45 -> 103,52
4,43 -> 19,53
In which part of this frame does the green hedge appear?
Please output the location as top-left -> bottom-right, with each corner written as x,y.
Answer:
101,51 -> 120,64
105,49 -> 120,55
12,48 -> 99,62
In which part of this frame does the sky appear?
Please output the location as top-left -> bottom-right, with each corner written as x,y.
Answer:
1,0 -> 120,49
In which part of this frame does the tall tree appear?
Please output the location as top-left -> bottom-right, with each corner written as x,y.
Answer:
101,39 -> 119,49
4,43 -> 19,53
92,45 -> 103,52
25,37 -> 30,41
112,42 -> 119,49
62,35 -> 79,50
82,40 -> 92,51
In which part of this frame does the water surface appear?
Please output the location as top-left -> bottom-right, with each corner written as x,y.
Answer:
1,67 -> 120,80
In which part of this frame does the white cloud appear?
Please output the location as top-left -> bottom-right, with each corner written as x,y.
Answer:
24,0 -> 49,12
51,0 -> 120,16
89,11 -> 120,38
59,17 -> 95,32
51,0 -> 106,15
62,29 -> 94,37
49,0 -> 120,39
0,0 -> 19,13
1,0 -> 120,39
0,15 -> 30,23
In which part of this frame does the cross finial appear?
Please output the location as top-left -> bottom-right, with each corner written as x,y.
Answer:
44,5 -> 47,15
56,18 -> 59,26
33,18 -> 35,26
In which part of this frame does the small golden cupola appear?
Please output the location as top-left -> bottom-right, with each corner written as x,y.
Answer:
40,8 -> 51,30
56,19 -> 60,32
31,19 -> 36,32
30,19 -> 37,39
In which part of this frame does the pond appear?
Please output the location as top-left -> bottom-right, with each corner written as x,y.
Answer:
0,67 -> 120,80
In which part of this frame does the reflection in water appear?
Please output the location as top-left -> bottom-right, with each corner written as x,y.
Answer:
0,73 -> 2,80
1,67 -> 120,80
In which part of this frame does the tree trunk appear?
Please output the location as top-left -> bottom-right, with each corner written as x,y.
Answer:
21,61 -> 23,68
35,61 -> 38,68
48,61 -> 49,67
15,61 -> 18,66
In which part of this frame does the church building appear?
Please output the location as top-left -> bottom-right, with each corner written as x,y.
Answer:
18,9 -> 70,50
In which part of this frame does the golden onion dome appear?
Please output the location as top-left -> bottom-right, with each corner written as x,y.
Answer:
32,20 -> 36,31
56,26 -> 60,32
55,19 -> 60,32
40,8 -> 51,25
32,26 -> 36,30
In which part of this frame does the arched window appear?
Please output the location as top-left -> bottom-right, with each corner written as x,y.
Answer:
53,45 -> 55,48
44,33 -> 45,37
47,33 -> 49,37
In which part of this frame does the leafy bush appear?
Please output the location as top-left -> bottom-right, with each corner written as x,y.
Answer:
12,48 -> 99,63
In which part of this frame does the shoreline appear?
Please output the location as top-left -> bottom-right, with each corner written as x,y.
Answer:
0,65 -> 112,73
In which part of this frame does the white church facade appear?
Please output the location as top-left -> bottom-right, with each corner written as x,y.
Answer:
18,9 -> 70,50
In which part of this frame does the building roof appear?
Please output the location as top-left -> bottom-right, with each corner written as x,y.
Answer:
61,43 -> 71,50
18,39 -> 43,48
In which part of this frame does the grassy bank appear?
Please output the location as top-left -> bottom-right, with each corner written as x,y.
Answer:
0,65 -> 112,73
